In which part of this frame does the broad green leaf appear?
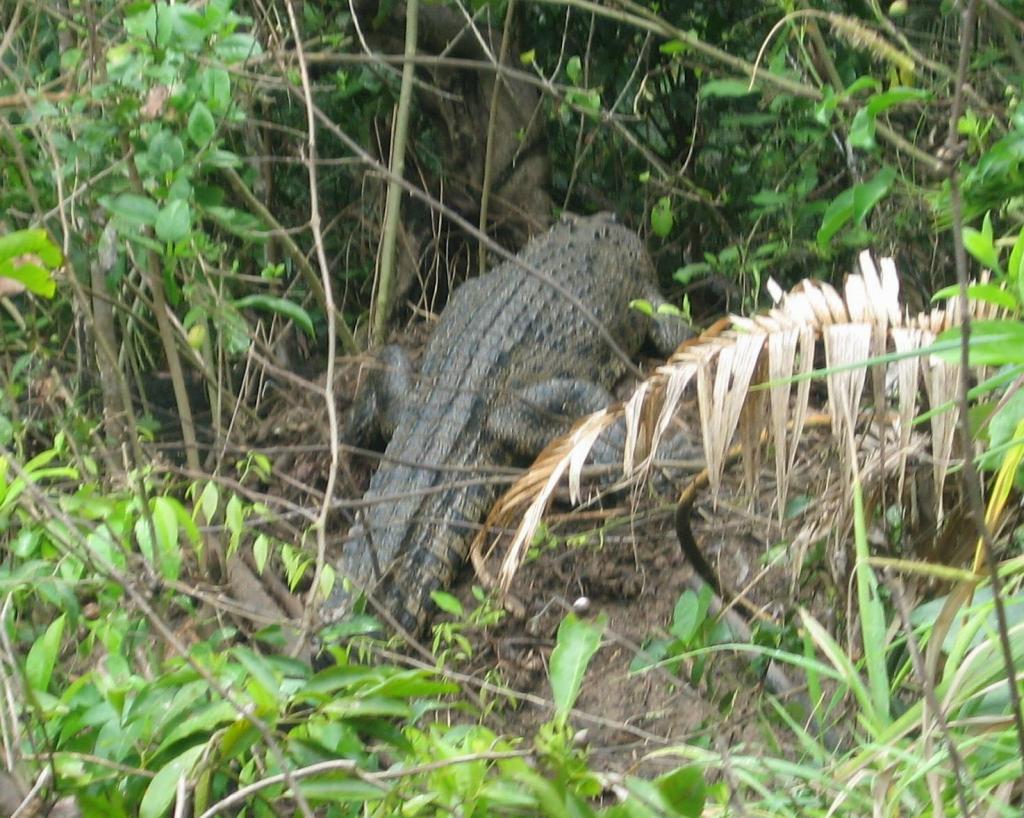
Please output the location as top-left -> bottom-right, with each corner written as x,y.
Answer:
630,299 -> 655,317
233,652 -> 281,715
103,194 -> 160,227
934,320 -> 1024,366
0,229 -> 62,267
849,107 -> 876,150
749,189 -> 790,208
670,591 -> 700,643
199,68 -> 231,112
156,200 -> 191,244
674,262 -> 712,284
205,205 -> 262,234
650,196 -> 673,238
655,767 -> 706,818
324,697 -> 412,719
151,496 -> 182,580
157,701 -> 238,755
852,166 -> 896,223
0,261 -> 56,298
188,102 -> 216,147
225,494 -> 243,556
842,76 -> 882,98
195,480 -> 219,523
962,225 -> 1002,273
204,149 -> 242,168
818,168 -> 895,251
26,614 -> 66,692
364,670 -> 457,699
866,86 -> 931,117
253,534 -> 269,573
232,294 -> 315,338
816,188 -> 854,251
566,55 -> 582,85
1009,225 -> 1024,288
430,590 -> 463,617
931,283 -> 1018,311
299,778 -> 388,802
140,743 -> 205,818
215,33 -> 261,62
700,79 -> 759,98
549,612 -> 606,723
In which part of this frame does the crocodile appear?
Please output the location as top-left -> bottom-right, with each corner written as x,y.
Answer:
324,213 -> 691,633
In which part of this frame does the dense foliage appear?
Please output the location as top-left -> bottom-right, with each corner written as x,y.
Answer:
2,0 -> 1024,815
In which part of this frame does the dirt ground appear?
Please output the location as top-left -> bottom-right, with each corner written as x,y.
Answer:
249,354 -> 849,772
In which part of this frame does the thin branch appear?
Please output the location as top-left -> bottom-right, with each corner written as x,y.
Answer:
371,0 -> 419,344
282,0 -> 343,703
478,0 -> 516,275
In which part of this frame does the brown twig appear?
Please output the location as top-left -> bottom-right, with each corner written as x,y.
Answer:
281,1 -> 343,699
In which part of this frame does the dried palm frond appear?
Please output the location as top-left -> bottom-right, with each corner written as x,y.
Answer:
472,251 -> 1003,596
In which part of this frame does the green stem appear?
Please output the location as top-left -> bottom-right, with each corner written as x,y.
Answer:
373,0 -> 419,345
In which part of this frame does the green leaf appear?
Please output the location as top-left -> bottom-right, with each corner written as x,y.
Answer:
430,590 -> 464,617
195,480 -> 219,523
853,480 -> 890,725
0,261 -> 57,298
670,591 -> 701,643
817,167 -> 896,251
205,205 -> 263,236
865,86 -> 931,117
232,294 -> 315,338
188,102 -> 216,147
842,76 -> 881,98
629,299 -> 654,317
151,496 -> 183,580
232,646 -> 280,705
157,701 -> 237,755
140,744 -> 205,818
26,614 -> 66,692
816,188 -> 854,251
674,262 -> 711,285
253,534 -> 269,573
0,228 -> 62,267
659,39 -> 687,56
199,68 -> 231,113
852,166 -> 896,223
155,200 -> 192,244
700,79 -> 759,98
1009,226 -> 1024,290
225,494 -> 243,556
549,612 -> 605,723
934,320 -> 1024,366
962,225 -> 1002,273
931,283 -> 1018,311
650,196 -> 674,238
215,33 -> 261,62
849,107 -> 876,150
566,55 -> 582,85
299,778 -> 388,802
205,149 -> 242,169
655,767 -> 706,818
103,193 -> 160,227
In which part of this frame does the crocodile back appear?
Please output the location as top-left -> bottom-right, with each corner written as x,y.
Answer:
328,214 -> 663,632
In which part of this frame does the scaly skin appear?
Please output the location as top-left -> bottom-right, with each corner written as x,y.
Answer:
324,213 -> 687,633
